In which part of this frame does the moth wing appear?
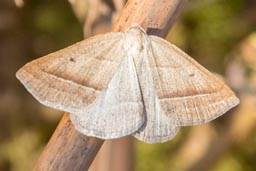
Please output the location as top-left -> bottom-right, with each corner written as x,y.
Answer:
149,35 -> 239,126
70,54 -> 145,139
16,32 -> 125,113
133,44 -> 179,143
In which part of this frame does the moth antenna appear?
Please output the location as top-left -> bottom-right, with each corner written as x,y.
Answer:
125,23 -> 146,33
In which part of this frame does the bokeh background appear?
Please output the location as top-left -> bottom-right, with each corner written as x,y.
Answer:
0,0 -> 256,171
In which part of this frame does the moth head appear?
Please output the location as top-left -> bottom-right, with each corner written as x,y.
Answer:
126,23 -> 146,33
124,23 -> 148,56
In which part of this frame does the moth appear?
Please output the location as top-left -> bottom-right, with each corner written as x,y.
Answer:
16,24 -> 239,143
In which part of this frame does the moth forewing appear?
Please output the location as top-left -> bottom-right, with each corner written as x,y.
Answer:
70,51 -> 145,139
148,35 -> 240,126
131,34 -> 180,143
16,32 -> 125,114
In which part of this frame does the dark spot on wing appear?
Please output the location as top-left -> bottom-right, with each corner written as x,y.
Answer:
189,73 -> 195,77
140,45 -> 144,52
96,55 -> 104,60
70,57 -> 75,62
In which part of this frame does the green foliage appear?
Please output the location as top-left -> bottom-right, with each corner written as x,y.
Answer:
182,0 -> 251,72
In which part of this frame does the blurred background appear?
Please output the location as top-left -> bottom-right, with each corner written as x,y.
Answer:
0,0 -> 256,171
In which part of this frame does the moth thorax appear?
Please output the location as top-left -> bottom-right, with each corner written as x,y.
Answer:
124,30 -> 145,57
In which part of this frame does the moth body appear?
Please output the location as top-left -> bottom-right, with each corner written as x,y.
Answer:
126,26 -> 149,54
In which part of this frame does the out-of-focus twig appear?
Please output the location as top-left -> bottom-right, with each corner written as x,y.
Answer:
82,0 -> 111,37
14,0 -> 24,8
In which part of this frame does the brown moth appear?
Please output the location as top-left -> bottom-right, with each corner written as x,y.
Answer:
16,24 -> 239,143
